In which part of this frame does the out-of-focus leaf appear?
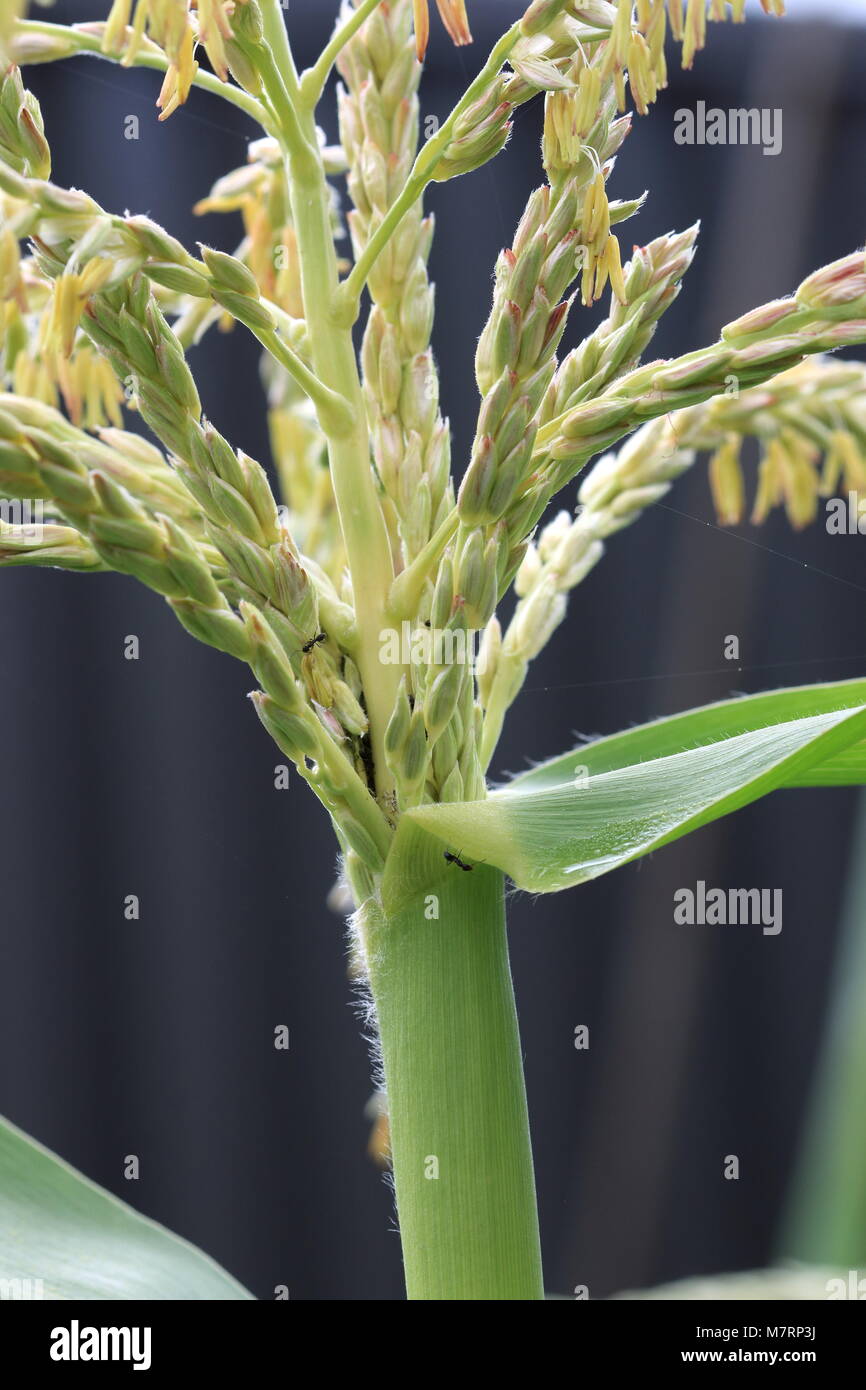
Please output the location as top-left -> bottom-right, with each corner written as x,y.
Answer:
613,1266 -> 844,1300
0,1114 -> 253,1300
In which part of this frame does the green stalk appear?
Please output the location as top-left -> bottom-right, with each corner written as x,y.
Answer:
261,3 -> 539,1297
363,864 -> 543,1300
255,325 -> 353,435
256,1 -> 401,797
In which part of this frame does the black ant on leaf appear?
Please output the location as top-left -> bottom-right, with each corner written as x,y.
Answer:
444,850 -> 473,872
301,632 -> 327,654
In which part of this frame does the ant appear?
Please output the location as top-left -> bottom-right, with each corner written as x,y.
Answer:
301,632 -> 327,654
444,850 -> 473,872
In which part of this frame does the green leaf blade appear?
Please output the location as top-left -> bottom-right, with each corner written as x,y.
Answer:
384,683 -> 866,899
507,677 -> 866,792
0,1114 -> 253,1300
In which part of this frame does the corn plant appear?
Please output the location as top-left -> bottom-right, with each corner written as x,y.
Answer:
2,0 -> 866,1302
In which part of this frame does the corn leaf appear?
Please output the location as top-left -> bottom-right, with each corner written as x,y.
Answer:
0,1113 -> 253,1300
613,1267 -> 846,1301
507,678 -> 866,792
383,682 -> 866,903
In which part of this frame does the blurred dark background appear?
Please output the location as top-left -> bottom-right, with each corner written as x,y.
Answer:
2,1 -> 865,1299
